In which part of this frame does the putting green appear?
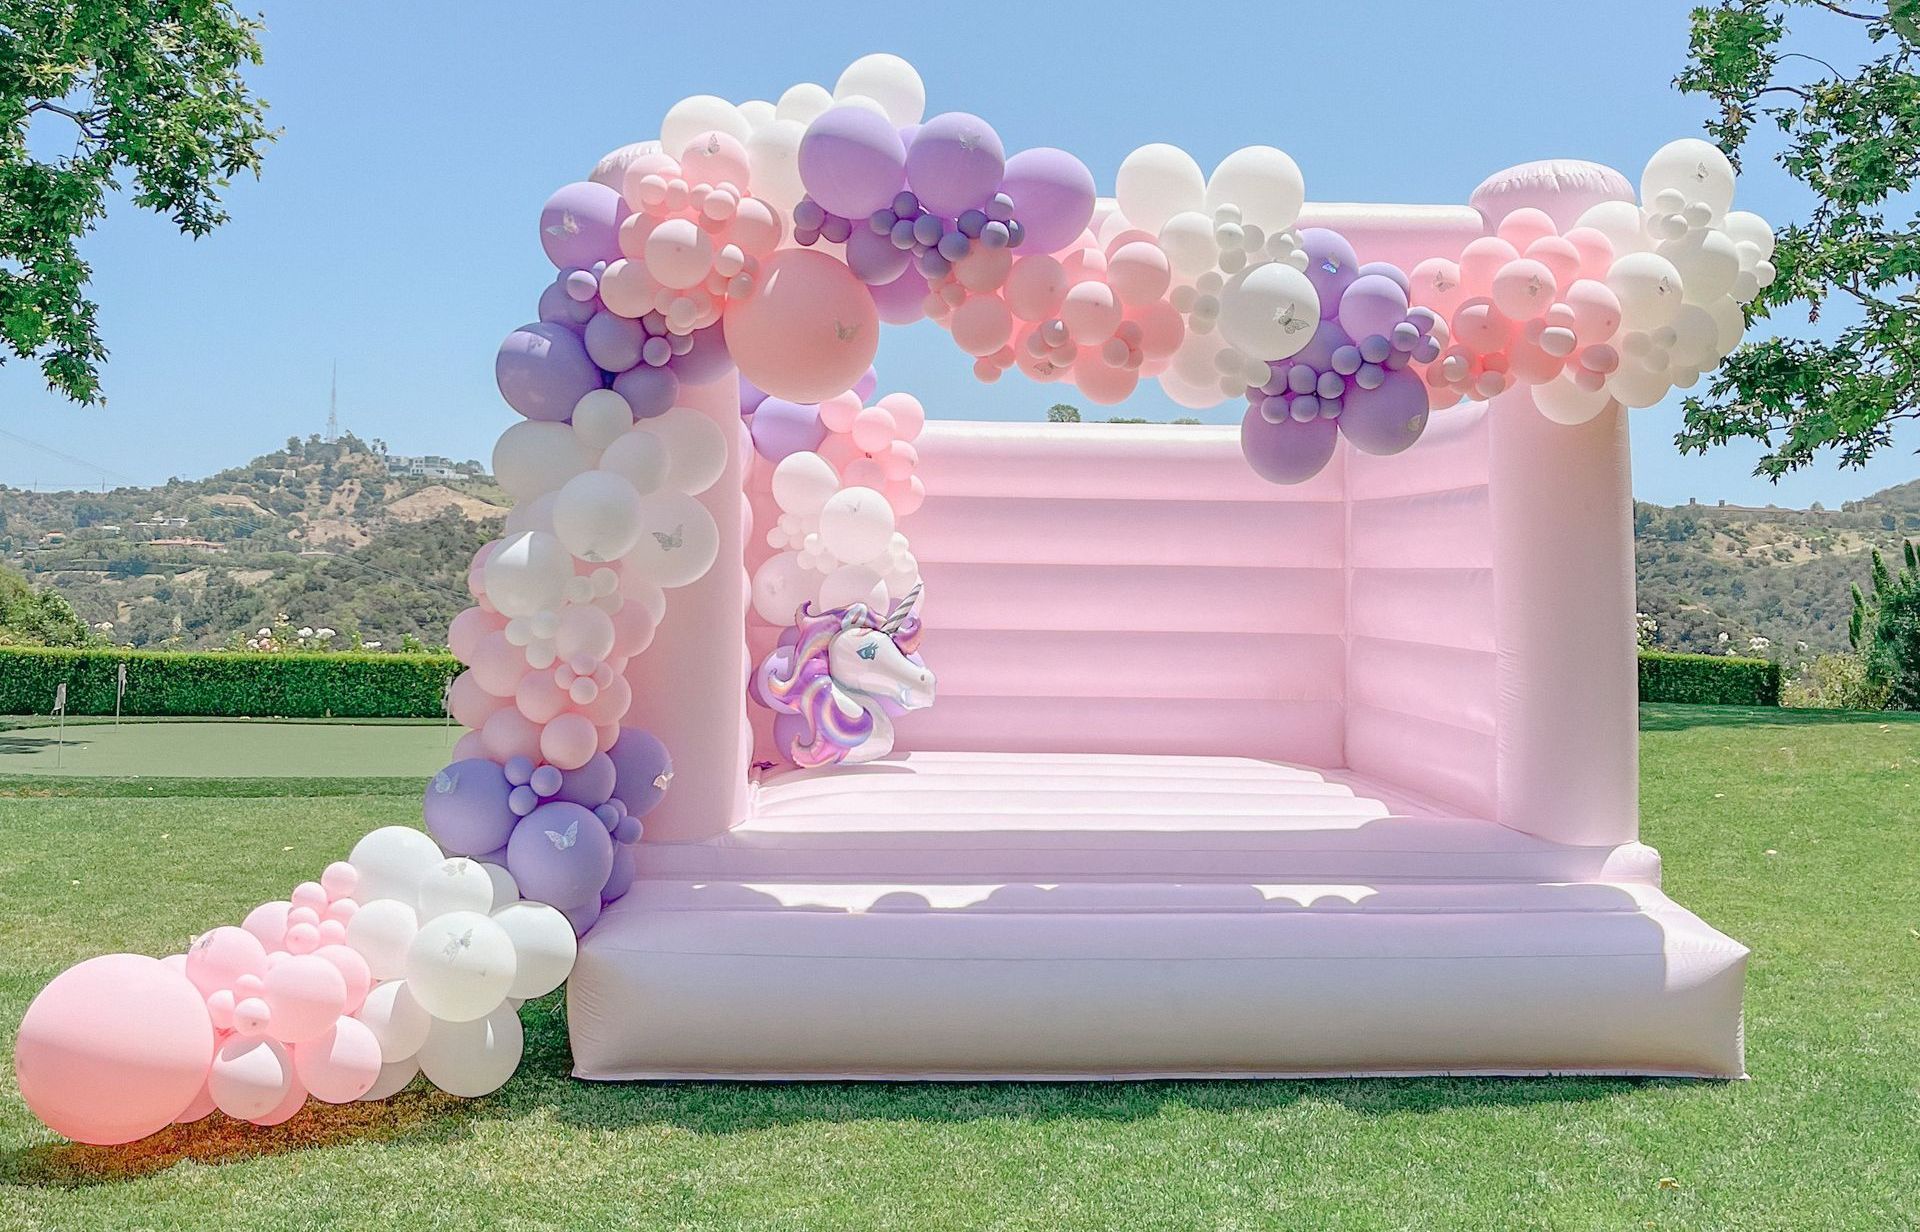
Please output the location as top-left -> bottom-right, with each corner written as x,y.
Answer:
0,719 -> 458,778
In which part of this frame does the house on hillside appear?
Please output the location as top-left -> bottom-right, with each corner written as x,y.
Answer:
385,454 -> 461,480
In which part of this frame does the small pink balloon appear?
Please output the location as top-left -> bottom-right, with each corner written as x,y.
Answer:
679,130 -> 751,189
1451,298 -> 1514,354
608,602 -> 658,659
1106,241 -> 1171,306
842,456 -> 888,488
850,407 -> 898,452
1060,281 -> 1122,345
287,905 -> 320,929
954,245 -> 1012,293
1074,357 -> 1140,405
1130,300 -> 1185,359
233,995 -> 273,1037
482,707 -> 543,763
730,196 -> 784,257
449,671 -> 512,730
451,730 -> 490,762
950,294 -> 1014,358
284,922 -> 321,955
325,897 -> 358,925
243,900 -> 292,952
581,673 -> 633,726
540,712 -> 599,770
596,721 -> 620,754
469,632 -> 526,698
207,988 -> 237,1031
262,954 -> 348,1044
881,440 -> 918,481
1564,279 -> 1623,345
293,1017 -> 383,1104
466,542 -> 497,602
1494,207 -> 1558,251
291,881 -> 328,912
1564,226 -> 1615,280
819,390 -> 862,433
644,217 -> 715,291
184,925 -> 269,998
875,392 -> 925,440
1490,258 -> 1558,321
1004,255 -> 1068,322
883,475 -> 926,516
1457,237 -> 1519,297
817,433 -> 863,471
316,919 -> 349,948
515,667 -> 571,724
320,861 -> 359,902
1579,343 -> 1621,374
1523,235 -> 1581,288
448,606 -> 504,664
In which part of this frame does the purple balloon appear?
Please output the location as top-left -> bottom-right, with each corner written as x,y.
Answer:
906,112 -> 1005,219
798,107 -> 907,219
665,321 -> 734,386
1290,317 -> 1351,374
1358,260 -> 1412,294
771,712 -> 810,765
583,310 -> 646,373
750,397 -> 828,461
507,801 -> 614,909
562,896 -> 601,937
853,367 -> 878,402
999,147 -> 1095,254
1241,405 -> 1338,485
1298,228 -> 1359,319
1337,274 -> 1411,344
606,727 -> 673,818
1338,366 -> 1431,457
845,225 -> 912,286
610,363 -> 679,419
539,181 -> 627,271
538,276 -> 596,329
497,322 -> 603,421
869,266 -> 930,325
554,751 -> 617,809
739,373 -> 770,416
600,842 -> 637,905
422,758 -> 517,857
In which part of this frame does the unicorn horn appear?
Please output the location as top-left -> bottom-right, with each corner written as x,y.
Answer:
880,582 -> 923,634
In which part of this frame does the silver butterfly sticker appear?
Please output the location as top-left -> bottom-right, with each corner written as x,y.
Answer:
544,210 -> 580,238
545,819 -> 579,851
653,524 -> 684,551
441,928 -> 475,959
1273,303 -> 1310,334
833,320 -> 861,343
653,770 -> 674,792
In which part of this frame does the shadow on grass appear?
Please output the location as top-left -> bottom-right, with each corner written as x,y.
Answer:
0,736 -> 74,756
0,996 -> 1681,1189
1637,703 -> 1918,733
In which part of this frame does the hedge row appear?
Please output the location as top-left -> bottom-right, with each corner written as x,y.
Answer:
1638,650 -> 1782,706
0,646 -> 459,718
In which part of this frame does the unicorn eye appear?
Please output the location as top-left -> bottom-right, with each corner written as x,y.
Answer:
856,643 -> 878,660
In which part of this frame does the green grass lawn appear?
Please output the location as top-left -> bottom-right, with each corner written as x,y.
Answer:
0,704 -> 1915,1230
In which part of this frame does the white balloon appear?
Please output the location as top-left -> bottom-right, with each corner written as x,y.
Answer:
1573,200 -> 1650,256
1533,375 -> 1614,425
1116,144 -> 1205,235
598,427 -> 669,496
483,530 -> 575,618
661,94 -> 749,157
504,491 -> 557,536
493,420 -> 593,502
1158,211 -> 1218,279
1606,251 -> 1685,330
589,140 -> 663,191
1606,359 -> 1675,409
1722,210 -> 1775,261
817,487 -> 896,564
745,118 -> 808,211
1205,146 -> 1305,234
752,550 -> 817,624
1218,262 -> 1322,360
417,1001 -> 524,1098
771,451 -> 841,517
418,857 -> 496,921
775,81 -> 834,125
552,470 -> 645,563
354,979 -> 433,1061
1706,295 -> 1747,354
348,826 -> 444,906
833,53 -> 925,127
1660,228 -> 1740,304
1641,137 -> 1736,221
817,563 -> 887,611
361,1057 -> 420,1101
346,898 -> 420,980
738,98 -> 776,132
571,389 -> 633,455
1667,303 -> 1721,368
492,902 -> 578,1001
623,491 -> 720,588
209,1036 -> 294,1122
405,910 -> 516,1024
646,406 -> 728,495
478,862 -> 519,908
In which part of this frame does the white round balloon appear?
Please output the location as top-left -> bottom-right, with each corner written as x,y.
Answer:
503,491 -> 557,536
1116,144 -> 1205,235
1721,210 -> 1775,261
552,470 -> 646,563
483,530 -> 575,618
1533,375 -> 1614,425
417,857 -> 496,921
405,910 -> 516,1024
1606,251 -> 1685,330
571,389 -> 633,455
598,426 -> 670,496
478,861 -> 520,908
1573,200 -> 1651,257
817,563 -> 887,612
1660,228 -> 1740,305
661,94 -> 750,156
775,81 -> 834,125
752,550 -> 818,625
623,491 -> 720,588
491,902 -> 578,1001
1218,262 -> 1321,360
746,119 -> 808,211
1158,211 -> 1218,279
209,1036 -> 294,1122
816,487 -> 895,564
493,420 -> 593,502
1205,146 -> 1305,233
1606,359 -> 1676,409
833,53 -> 925,127
354,979 -> 433,1062
348,827 -> 444,907
771,451 -> 840,518
345,897 -> 420,981
645,407 -> 728,495
738,98 -> 776,132
361,1057 -> 420,1101
417,1001 -> 524,1098
1641,137 -> 1736,220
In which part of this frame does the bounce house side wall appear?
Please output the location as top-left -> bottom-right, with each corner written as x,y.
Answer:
623,375 -> 752,843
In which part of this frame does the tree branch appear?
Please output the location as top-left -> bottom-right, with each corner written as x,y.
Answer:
25,101 -> 105,137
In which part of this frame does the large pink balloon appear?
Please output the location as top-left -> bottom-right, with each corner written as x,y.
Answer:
15,955 -> 215,1144
724,250 -> 879,402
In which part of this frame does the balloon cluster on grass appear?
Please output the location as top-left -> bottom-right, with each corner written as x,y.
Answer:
14,829 -> 579,1144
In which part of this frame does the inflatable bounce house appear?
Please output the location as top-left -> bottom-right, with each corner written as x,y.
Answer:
16,55 -> 1775,1143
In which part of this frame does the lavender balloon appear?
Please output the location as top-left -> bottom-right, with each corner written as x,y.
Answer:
1337,274 -> 1411,343
554,751 -> 617,809
853,367 -> 878,402
1358,260 -> 1412,294
739,373 -> 770,416
750,397 -> 828,461
539,181 -> 627,271
999,147 -> 1094,253
870,266 -> 930,325
665,321 -> 734,385
1241,404 -> 1338,485
798,107 -> 908,219
422,758 -> 517,857
606,728 -> 673,819
601,843 -> 637,905
584,310 -> 645,372
906,112 -> 1005,218
496,322 -> 603,421
1338,366 -> 1430,456
610,362 -> 678,419
1298,228 -> 1360,319
507,801 -> 614,909
538,275 -> 597,329
845,225 -> 912,286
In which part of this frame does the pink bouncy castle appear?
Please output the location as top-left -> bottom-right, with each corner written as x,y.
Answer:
567,161 -> 1750,1081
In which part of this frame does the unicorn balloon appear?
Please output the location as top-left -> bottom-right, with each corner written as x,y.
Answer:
755,585 -> 934,768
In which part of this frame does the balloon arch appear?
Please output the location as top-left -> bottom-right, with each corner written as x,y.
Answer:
14,54 -> 1773,1144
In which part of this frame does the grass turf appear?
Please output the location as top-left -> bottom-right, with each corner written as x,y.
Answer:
0,718 -> 459,779
0,704 -> 1914,1230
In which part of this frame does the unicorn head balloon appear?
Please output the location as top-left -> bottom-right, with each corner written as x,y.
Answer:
755,584 -> 933,768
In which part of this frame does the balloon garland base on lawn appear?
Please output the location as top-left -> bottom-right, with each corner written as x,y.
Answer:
12,51 -> 1776,1146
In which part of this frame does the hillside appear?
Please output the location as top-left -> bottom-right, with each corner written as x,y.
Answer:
0,435 -> 503,650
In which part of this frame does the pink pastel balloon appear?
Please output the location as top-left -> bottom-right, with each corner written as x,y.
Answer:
819,390 -> 863,432
292,1016 -> 383,1104
581,673 -> 633,725
242,900 -> 292,952
1130,300 -> 1185,359
541,712 -> 599,770
1490,258 -> 1558,321
263,954 -> 347,1044
316,919 -> 348,947
466,542 -> 498,602
883,475 -> 926,516
314,944 -> 371,1015
644,217 -> 714,291
1495,207 -> 1558,251
608,601 -> 658,659
1075,358 -> 1139,404
481,707 -> 542,762
15,955 -> 215,1144
730,196 -> 784,257
249,1072 -> 308,1127
185,925 -> 269,998
1060,281 -> 1122,345
817,433 -> 863,471
448,606 -> 504,663
451,731 -> 489,762
1564,279 -> 1623,345
468,633 -> 525,697
1409,257 -> 1467,321
321,861 -> 359,901
515,668 -> 571,724
555,605 -> 616,662
950,295 -> 1014,357
233,995 -> 272,1036
882,440 -> 918,481
1579,343 -> 1621,374
617,150 -> 681,205
1564,226 -> 1615,280
596,721 -> 620,754
1106,241 -> 1171,306
1452,298 -> 1513,354
1457,237 -> 1519,297
174,1079 -> 216,1125
954,245 -> 1012,293
843,456 -> 887,488
1004,255 -> 1068,322
1507,339 -> 1564,384
449,671 -> 512,730
850,406 -> 898,451
724,249 -> 879,402
210,1035 -> 295,1122
1523,236 -> 1581,288
325,898 -> 358,925
678,130 -> 751,189
875,392 -> 925,440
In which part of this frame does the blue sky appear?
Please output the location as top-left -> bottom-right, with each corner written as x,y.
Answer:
1,1 -> 1909,507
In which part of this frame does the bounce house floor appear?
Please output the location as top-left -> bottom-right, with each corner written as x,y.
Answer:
570,752 -> 1749,1080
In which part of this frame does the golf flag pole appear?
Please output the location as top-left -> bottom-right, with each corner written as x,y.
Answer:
53,682 -> 67,769
115,663 -> 126,727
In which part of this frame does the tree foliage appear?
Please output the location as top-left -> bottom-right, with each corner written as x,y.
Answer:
1675,0 -> 1920,476
0,559 -> 94,645
0,0 -> 274,402
1848,538 -> 1920,705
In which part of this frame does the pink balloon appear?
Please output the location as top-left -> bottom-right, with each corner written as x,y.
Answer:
1452,299 -> 1514,354
1494,207 -> 1558,251
1074,357 -> 1139,404
321,861 -> 359,901
953,245 -> 1012,293
1106,241 -> 1171,306
250,1080 -> 308,1127
678,130 -> 751,189
185,925 -> 269,998
883,475 -> 926,516
448,606 -> 504,663
173,1079 -> 216,1124
451,730 -> 489,762
881,440 -> 918,481
263,954 -> 347,1044
314,943 -> 371,1015
581,673 -> 633,726
1563,227 -> 1615,280
1457,237 -> 1519,297
1564,279 -> 1623,345
1408,257 -> 1467,321
869,266 -> 929,325
819,390 -> 862,433
1523,235 -> 1581,288
481,707 -> 542,763
555,605 -> 616,662
1507,339 -> 1564,384
210,1035 -> 295,1122
608,601 -> 658,659
724,249 -> 878,402
950,295 -> 1014,357
596,721 -> 620,754
469,633 -> 526,698
466,542 -> 498,602
850,407 -> 898,451
1490,258 -> 1558,321
14,955 -> 215,1144
292,1017 -> 383,1104
644,217 -> 714,291
541,712 -> 599,770
875,392 -> 925,440
1060,281 -> 1122,345
842,457 -> 887,488
1004,255 -> 1068,323
730,196 -> 784,257
242,900 -> 292,952
449,671 -> 512,730
817,434 -> 863,471
515,668 -> 571,724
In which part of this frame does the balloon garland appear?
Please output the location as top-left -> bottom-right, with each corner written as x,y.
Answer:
12,52 -> 1775,1146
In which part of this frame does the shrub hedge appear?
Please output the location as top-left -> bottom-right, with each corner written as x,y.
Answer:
0,646 -> 459,718
1638,650 -> 1782,706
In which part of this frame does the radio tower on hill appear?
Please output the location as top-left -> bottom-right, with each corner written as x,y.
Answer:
325,361 -> 339,443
